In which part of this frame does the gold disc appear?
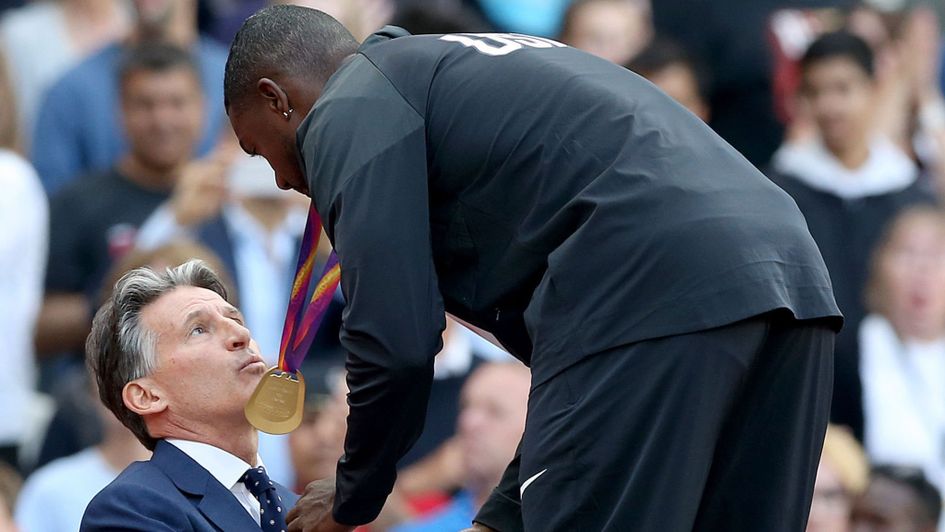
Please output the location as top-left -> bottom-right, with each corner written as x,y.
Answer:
244,367 -> 305,434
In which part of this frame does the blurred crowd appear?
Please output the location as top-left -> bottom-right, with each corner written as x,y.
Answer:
4,0 -> 945,530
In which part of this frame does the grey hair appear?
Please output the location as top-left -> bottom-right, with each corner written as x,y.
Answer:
86,259 -> 229,450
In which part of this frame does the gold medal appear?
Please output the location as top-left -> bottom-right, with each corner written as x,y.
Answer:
244,367 -> 305,434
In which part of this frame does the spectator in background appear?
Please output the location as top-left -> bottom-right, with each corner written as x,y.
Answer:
769,31 -> 935,439
0,463 -> 20,532
0,46 -> 48,471
626,38 -> 710,122
391,362 -> 529,532
808,425 -> 870,532
34,44 -> 207,381
15,394 -> 150,532
860,207 -> 945,491
31,0 -> 228,195
558,0 -> 652,66
851,465 -> 942,532
846,5 -> 945,199
0,0 -> 130,148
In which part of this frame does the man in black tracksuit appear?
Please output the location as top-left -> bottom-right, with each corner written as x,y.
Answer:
224,7 -> 842,532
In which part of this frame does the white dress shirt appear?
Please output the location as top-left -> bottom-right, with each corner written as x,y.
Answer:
167,439 -> 266,525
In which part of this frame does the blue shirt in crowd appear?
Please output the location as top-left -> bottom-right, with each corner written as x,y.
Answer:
391,491 -> 475,532
31,38 -> 228,195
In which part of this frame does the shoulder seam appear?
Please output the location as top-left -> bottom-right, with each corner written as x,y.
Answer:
358,52 -> 425,120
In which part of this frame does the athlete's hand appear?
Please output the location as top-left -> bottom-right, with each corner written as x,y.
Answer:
286,478 -> 354,532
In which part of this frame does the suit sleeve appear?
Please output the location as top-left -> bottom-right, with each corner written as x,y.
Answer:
299,56 -> 446,526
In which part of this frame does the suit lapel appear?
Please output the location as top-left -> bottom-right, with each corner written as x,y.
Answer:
151,440 -> 261,531
197,483 -> 261,531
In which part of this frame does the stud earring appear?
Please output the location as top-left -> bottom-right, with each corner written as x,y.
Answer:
283,108 -> 294,119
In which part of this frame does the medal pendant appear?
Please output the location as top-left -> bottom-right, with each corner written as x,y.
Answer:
244,367 -> 305,434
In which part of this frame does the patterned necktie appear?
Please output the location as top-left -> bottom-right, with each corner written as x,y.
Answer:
241,466 -> 287,531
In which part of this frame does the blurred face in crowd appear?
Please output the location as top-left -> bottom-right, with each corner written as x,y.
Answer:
562,0 -> 652,65
851,477 -> 935,532
645,63 -> 709,122
124,286 -> 266,433
121,66 -> 204,173
808,458 -> 855,532
873,212 -> 945,341
457,364 -> 530,490
801,56 -> 874,157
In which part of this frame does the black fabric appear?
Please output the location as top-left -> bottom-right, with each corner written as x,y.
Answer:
45,168 -> 170,298
770,172 -> 936,439
477,312 -> 834,531
399,363 -> 477,468
296,27 -> 842,525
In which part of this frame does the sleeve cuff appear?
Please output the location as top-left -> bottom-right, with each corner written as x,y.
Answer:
473,490 -> 524,532
331,490 -> 386,527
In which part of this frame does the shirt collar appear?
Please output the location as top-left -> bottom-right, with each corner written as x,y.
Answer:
166,439 -> 264,490
772,135 -> 917,199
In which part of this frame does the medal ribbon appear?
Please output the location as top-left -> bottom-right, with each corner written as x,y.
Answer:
277,204 -> 342,374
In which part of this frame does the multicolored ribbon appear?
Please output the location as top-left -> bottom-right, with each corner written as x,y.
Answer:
278,205 -> 342,374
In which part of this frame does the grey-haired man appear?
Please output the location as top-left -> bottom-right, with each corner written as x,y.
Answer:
81,260 -> 298,531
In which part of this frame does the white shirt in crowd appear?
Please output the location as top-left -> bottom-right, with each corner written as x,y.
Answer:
15,448 -> 117,531
167,439 -> 266,526
772,135 -> 918,199
861,314 -> 945,491
0,150 -> 47,447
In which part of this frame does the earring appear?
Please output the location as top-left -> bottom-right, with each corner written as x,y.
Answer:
283,108 -> 294,119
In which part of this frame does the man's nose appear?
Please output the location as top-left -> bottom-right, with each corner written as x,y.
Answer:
226,320 -> 251,351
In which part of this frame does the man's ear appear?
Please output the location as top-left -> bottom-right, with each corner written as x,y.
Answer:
257,78 -> 291,115
123,378 -> 167,417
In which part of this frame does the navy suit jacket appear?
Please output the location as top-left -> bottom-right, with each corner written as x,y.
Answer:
80,440 -> 298,531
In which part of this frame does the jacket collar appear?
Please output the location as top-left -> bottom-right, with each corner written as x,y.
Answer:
150,440 -> 260,531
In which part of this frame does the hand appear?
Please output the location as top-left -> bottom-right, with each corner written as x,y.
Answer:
459,524 -> 497,532
170,157 -> 229,226
286,478 -> 354,532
